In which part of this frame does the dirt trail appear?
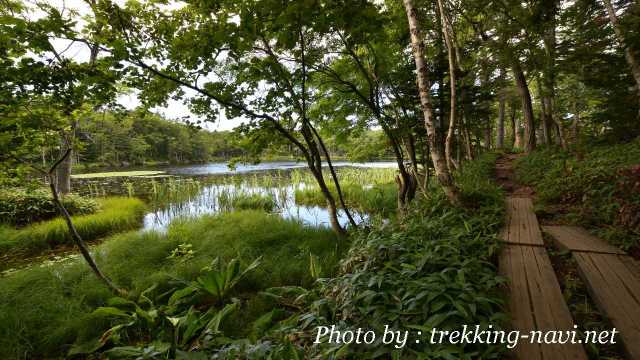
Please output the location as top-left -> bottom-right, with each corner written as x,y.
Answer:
494,154 -> 535,197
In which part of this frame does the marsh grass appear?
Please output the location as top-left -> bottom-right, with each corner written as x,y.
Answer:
0,197 -> 147,256
218,192 -> 277,211
0,211 -> 343,359
295,183 -> 397,216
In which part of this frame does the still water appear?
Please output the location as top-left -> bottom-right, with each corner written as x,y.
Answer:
134,161 -> 396,231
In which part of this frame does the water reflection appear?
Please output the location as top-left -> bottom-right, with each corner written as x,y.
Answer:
165,161 -> 397,176
142,182 -> 368,232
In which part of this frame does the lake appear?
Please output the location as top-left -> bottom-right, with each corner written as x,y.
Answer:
74,161 -> 397,232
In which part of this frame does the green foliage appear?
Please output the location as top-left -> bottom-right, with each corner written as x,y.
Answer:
213,155 -> 507,359
70,258 -> 259,357
0,187 -> 99,226
0,211 -> 342,359
0,197 -> 146,256
515,140 -> 640,249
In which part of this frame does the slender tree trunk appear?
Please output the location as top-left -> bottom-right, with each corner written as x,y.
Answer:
301,124 -> 346,235
309,123 -> 358,229
572,103 -> 581,143
509,103 -> 517,148
536,77 -> 551,145
55,131 -> 73,194
436,0 -> 458,172
403,0 -> 460,205
497,93 -> 505,149
603,0 -> 640,102
460,87 -> 473,160
47,150 -> 124,295
510,55 -> 536,153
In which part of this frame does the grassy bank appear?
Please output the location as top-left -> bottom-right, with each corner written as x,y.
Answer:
515,139 -> 640,250
0,197 -> 147,256
0,211 -> 343,359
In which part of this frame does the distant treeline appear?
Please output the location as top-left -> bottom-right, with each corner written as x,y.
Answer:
74,111 -> 243,166
64,111 -> 393,167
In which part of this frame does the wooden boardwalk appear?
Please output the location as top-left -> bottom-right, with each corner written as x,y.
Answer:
501,198 -> 544,246
544,225 -> 640,359
543,225 -> 625,255
500,198 -> 587,359
499,245 -> 587,360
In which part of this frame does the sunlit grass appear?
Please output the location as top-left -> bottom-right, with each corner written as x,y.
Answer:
72,171 -> 167,179
0,197 -> 147,256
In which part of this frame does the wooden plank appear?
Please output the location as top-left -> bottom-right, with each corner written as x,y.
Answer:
501,198 -> 544,246
500,245 -> 541,359
543,226 -> 625,255
500,245 -> 587,359
573,253 -> 640,359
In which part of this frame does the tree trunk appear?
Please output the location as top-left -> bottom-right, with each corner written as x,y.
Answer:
48,151 -> 124,296
514,115 -> 523,149
572,102 -> 581,144
301,124 -> 346,235
497,93 -> 505,149
603,0 -> 640,102
403,0 -> 460,205
510,56 -> 536,153
536,77 -> 551,145
509,103 -> 517,148
309,122 -> 358,229
460,87 -> 473,160
55,148 -> 72,194
436,0 -> 459,172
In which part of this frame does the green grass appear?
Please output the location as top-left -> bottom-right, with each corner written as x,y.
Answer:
0,211 -> 343,359
295,182 -> 397,216
515,139 -> 640,249
72,170 -> 166,179
0,197 -> 147,256
218,192 -> 277,212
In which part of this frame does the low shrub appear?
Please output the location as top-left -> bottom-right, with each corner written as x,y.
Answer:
0,197 -> 147,256
515,139 -> 640,249
0,188 -> 99,226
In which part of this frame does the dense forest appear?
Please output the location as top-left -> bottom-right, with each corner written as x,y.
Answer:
1,0 -> 639,358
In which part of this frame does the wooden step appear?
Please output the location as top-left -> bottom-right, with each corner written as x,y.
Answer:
499,245 -> 587,360
501,198 -> 544,246
544,225 -> 640,358
542,226 -> 625,255
573,252 -> 640,359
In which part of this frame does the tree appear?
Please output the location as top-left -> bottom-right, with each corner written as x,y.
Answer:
1,0 -> 124,294
602,0 -> 640,103
101,0 -> 359,234
402,0 -> 460,205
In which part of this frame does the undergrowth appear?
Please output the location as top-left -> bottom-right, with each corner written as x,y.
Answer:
0,211 -> 343,359
515,139 -> 640,250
